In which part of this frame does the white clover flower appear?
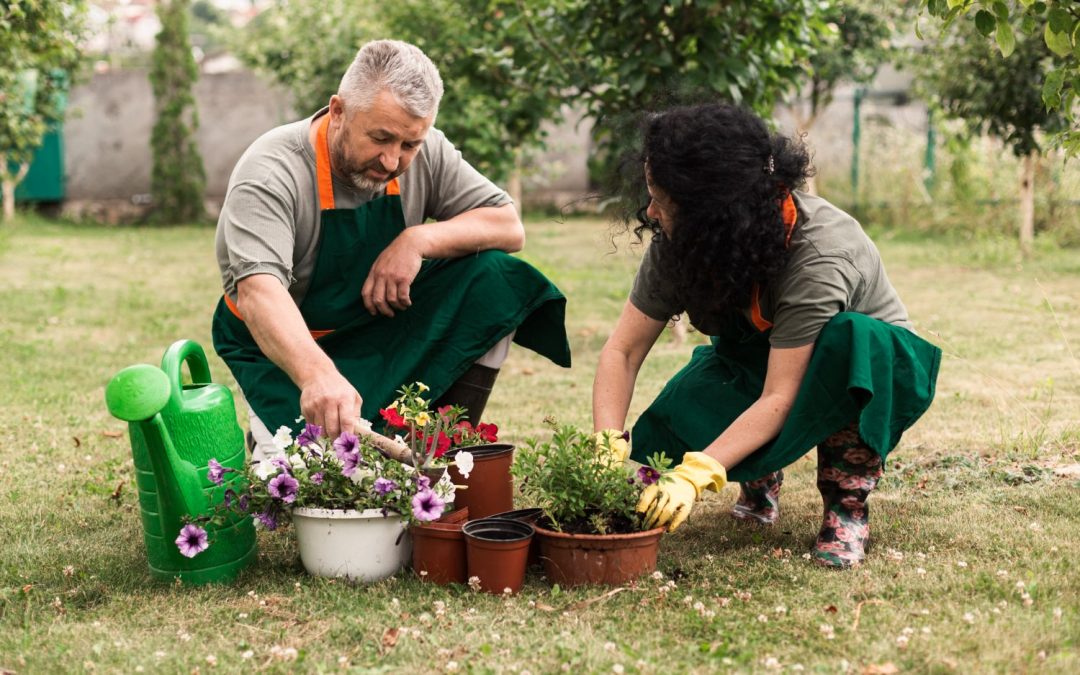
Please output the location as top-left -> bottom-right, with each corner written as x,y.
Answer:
820,624 -> 835,640
956,561 -> 968,568
604,642 -> 616,652
651,571 -> 664,580
896,635 -> 909,649
963,612 -> 976,624
272,426 -> 294,452
454,450 -> 475,479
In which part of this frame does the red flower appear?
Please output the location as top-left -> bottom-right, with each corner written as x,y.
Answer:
475,422 -> 498,443
379,407 -> 407,429
452,420 -> 474,445
424,430 -> 452,458
437,404 -> 454,417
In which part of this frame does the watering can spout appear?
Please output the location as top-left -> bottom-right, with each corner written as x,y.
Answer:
105,364 -> 199,525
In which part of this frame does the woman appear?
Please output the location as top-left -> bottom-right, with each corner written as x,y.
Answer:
592,103 -> 940,568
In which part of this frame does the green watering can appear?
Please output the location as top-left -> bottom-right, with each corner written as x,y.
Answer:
105,339 -> 256,584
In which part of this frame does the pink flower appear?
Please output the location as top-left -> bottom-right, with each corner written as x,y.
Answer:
819,467 -> 848,482
843,447 -> 874,464
839,475 -> 872,490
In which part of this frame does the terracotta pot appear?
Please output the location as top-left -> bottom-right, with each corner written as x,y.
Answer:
533,523 -> 665,587
488,508 -> 543,567
447,444 -> 515,519
463,518 -> 533,594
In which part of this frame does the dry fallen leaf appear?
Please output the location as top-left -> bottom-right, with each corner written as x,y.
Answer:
73,436 -> 81,448
861,663 -> 899,675
381,627 -> 399,651
1052,464 -> 1080,478
102,430 -> 124,438
824,605 -> 838,613
535,603 -> 556,612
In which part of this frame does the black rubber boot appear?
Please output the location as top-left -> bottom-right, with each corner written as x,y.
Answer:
812,422 -> 883,569
432,364 -> 500,423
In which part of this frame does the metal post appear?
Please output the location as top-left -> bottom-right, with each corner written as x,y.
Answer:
924,108 -> 936,194
851,88 -> 864,210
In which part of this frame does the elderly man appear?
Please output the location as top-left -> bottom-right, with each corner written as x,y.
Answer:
212,40 -> 569,458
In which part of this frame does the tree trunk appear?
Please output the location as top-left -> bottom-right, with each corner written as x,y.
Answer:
1019,151 -> 1036,258
1,158 -> 30,222
2,179 -> 14,222
507,150 -> 524,217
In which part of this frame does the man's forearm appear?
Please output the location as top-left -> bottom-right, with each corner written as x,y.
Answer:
236,275 -> 336,390
407,203 -> 525,258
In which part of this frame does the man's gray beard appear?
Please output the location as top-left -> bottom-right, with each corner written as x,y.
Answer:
347,172 -> 390,193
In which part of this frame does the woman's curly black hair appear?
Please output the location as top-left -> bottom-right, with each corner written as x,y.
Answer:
613,103 -> 813,320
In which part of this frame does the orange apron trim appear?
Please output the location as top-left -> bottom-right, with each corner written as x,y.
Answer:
750,192 -> 799,332
222,112 -> 402,340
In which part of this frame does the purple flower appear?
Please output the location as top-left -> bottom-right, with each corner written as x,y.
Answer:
341,453 -> 361,477
271,457 -> 292,472
297,423 -> 323,448
333,431 -> 359,460
411,488 -> 445,522
374,477 -> 397,495
175,524 -> 209,558
254,509 -> 278,531
416,474 -> 431,490
237,493 -> 250,511
637,466 -> 661,486
310,471 -> 324,485
207,458 -> 226,486
268,473 -> 299,503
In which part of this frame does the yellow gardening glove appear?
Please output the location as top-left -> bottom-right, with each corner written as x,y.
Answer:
593,429 -> 630,465
636,452 -> 727,532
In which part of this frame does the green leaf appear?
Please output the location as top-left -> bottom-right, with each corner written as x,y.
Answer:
996,20 -> 1016,56
975,9 -> 997,36
946,0 -> 966,8
992,1 -> 1010,20
1047,7 -> 1071,34
1042,68 -> 1066,109
1045,23 -> 1072,57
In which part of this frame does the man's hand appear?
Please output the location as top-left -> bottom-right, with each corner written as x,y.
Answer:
298,370 -> 363,439
362,230 -> 425,317
636,452 -> 727,532
592,429 -> 630,465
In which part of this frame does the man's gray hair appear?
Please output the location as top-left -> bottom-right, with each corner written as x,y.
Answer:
338,40 -> 444,119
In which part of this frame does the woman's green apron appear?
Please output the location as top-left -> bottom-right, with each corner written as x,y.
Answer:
212,114 -> 570,434
630,197 -> 941,482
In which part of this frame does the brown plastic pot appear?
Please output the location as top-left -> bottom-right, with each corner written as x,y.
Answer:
411,522 -> 467,585
447,444 -> 514,519
533,523 -> 666,587
463,518 -> 533,594
488,508 -> 543,567
437,506 -> 470,525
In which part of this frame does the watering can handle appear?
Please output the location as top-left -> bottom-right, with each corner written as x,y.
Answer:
161,339 -> 214,406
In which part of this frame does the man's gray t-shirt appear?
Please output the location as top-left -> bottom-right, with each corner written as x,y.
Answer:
215,108 -> 512,304
629,191 -> 913,348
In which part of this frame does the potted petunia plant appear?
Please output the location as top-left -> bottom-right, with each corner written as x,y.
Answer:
179,417 -> 474,582
511,420 -> 672,587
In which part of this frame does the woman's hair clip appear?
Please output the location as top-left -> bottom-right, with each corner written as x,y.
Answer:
765,155 -> 775,175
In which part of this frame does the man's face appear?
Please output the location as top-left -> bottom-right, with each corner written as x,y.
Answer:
329,90 -> 433,192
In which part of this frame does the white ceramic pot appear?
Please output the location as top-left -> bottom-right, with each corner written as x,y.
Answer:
291,507 -> 411,581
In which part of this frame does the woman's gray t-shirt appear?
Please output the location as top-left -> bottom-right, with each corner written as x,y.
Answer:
215,108 -> 511,305
629,191 -> 912,348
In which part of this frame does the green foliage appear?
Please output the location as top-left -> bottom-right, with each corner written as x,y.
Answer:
0,0 -> 87,199
232,1 -> 833,184
149,0 -> 206,224
799,2 -> 896,120
228,0 -> 380,114
921,0 -> 1080,155
918,14 -> 1068,158
513,421 -> 645,534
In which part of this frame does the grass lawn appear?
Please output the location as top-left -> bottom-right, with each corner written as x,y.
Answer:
1,213 -> 1078,673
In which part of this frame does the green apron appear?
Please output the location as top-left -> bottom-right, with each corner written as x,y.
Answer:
211,114 -> 570,434
630,310 -> 941,482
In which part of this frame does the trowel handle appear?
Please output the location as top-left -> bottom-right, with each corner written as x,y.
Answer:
353,425 -> 416,466
161,339 -> 213,404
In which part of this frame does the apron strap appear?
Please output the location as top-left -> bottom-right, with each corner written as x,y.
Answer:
315,113 -> 401,208
222,289 -> 332,340
750,192 -> 799,332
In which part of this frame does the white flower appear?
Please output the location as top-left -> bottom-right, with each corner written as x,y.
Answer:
288,453 -> 306,472
613,665 -> 624,674
272,426 -> 294,452
896,635 -> 909,649
454,451 -> 475,479
963,612 -> 975,624
417,382 -> 430,393
349,468 -> 375,485
356,417 -> 373,432
253,460 -> 279,481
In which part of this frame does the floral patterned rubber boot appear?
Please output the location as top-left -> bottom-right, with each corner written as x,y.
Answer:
812,422 -> 883,568
731,470 -> 784,524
